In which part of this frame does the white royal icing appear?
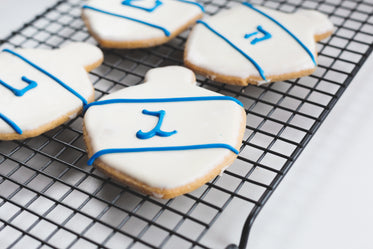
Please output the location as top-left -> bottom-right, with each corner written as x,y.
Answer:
82,0 -> 204,42
0,42 -> 103,135
84,66 -> 245,189
185,4 -> 333,84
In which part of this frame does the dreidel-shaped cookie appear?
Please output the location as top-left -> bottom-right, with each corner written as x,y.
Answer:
83,66 -> 246,199
0,43 -> 103,140
82,0 -> 205,48
185,3 -> 333,85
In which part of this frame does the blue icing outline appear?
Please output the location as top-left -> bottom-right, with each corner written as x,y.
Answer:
82,5 -> 171,36
121,0 -> 204,12
136,109 -> 177,139
0,76 -> 37,97
242,2 -> 316,65
121,0 -> 163,12
2,49 -> 88,105
244,30 -> 259,39
84,96 -> 243,112
196,20 -> 267,81
244,25 -> 272,45
83,0 -> 204,37
87,144 -> 239,165
0,113 -> 22,134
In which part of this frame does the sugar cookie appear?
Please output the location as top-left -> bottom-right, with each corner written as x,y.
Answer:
83,66 -> 246,199
184,3 -> 333,85
0,42 -> 103,140
82,0 -> 205,48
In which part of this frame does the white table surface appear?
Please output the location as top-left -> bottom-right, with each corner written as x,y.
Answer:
205,52 -> 373,249
1,1 -> 372,249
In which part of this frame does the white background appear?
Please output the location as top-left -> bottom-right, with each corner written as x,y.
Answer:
1,1 -> 373,248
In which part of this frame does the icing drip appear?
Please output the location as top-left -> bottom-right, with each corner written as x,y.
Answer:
136,109 -> 177,139
2,49 -> 88,105
87,144 -> 239,166
0,76 -> 37,97
196,20 -> 267,81
242,2 -> 316,65
82,5 -> 171,36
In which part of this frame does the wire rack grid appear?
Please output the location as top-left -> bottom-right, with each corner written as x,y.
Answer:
0,0 -> 372,248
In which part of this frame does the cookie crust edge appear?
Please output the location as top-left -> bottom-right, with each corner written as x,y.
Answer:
81,12 -> 203,49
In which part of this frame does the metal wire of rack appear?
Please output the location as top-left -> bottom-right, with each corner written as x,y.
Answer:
0,0 -> 372,248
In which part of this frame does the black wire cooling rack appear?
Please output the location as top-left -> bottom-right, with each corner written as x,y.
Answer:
1,0 -> 372,248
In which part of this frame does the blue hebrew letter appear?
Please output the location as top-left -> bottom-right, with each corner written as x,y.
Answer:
244,25 -> 272,45
122,0 -> 163,12
0,76 -> 37,97
136,109 -> 177,139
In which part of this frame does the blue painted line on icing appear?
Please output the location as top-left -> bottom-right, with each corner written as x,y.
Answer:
196,20 -> 267,81
0,76 -> 37,97
175,0 -> 205,12
84,96 -> 244,112
245,25 -> 272,45
251,25 -> 272,44
2,49 -> 88,105
242,2 -> 316,65
244,31 -> 259,39
121,0 -> 163,12
87,144 -> 239,165
82,5 -> 171,36
136,109 -> 177,139
0,113 -> 22,134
